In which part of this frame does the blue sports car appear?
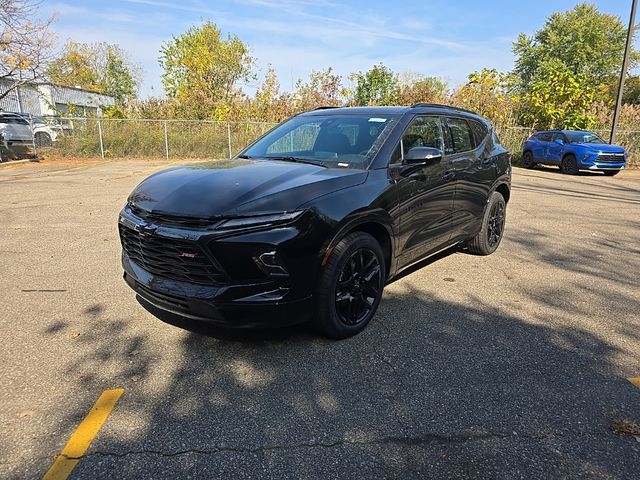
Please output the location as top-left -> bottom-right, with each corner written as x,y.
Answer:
521,130 -> 627,176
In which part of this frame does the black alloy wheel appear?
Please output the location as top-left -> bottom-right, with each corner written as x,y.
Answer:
465,191 -> 506,255
487,200 -> 505,248
560,154 -> 579,174
522,151 -> 535,168
315,232 -> 385,339
334,248 -> 381,326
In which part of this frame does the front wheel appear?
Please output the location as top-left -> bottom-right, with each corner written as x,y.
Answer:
560,154 -> 579,175
466,192 -> 506,256
315,232 -> 385,339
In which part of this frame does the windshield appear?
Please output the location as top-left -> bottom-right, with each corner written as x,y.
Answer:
565,131 -> 605,144
240,114 -> 398,169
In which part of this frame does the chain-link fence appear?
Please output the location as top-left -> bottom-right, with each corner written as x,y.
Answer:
7,116 -> 640,167
38,117 -> 277,159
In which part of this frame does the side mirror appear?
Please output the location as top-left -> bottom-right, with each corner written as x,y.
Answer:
404,146 -> 442,164
553,138 -> 564,145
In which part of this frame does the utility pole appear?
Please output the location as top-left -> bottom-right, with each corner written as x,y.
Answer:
610,0 -> 638,144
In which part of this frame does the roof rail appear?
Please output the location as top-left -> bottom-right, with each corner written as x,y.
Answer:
313,106 -> 340,110
410,103 -> 477,115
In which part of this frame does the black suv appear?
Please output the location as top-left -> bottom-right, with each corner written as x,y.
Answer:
119,104 -> 511,338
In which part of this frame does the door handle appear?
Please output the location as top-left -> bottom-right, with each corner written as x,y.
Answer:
442,170 -> 455,181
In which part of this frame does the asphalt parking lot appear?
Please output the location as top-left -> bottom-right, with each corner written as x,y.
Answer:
1,158 -> 639,479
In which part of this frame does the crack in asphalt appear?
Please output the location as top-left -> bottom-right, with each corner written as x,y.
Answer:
68,431 -> 515,460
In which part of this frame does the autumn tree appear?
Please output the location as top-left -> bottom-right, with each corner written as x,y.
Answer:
293,67 -> 344,111
47,41 -> 141,105
248,66 -> 293,122
396,73 -> 447,105
0,0 -> 55,99
452,69 -> 515,125
159,21 -> 254,119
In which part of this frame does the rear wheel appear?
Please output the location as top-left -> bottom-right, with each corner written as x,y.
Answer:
603,170 -> 620,177
522,151 -> 535,169
315,232 -> 385,339
466,192 -> 506,256
560,154 -> 579,175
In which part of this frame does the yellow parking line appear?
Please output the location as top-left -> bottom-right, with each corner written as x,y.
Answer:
42,388 -> 124,480
629,377 -> 640,389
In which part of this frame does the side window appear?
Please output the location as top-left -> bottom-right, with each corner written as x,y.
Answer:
389,116 -> 442,165
551,133 -> 565,143
468,120 -> 488,147
446,117 -> 474,153
536,133 -> 551,142
402,116 -> 443,155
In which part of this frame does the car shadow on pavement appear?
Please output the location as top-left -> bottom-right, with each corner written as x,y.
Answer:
53,274 -> 640,478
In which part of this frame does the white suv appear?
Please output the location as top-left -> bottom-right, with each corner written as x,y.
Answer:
0,113 -> 33,146
17,114 -> 63,146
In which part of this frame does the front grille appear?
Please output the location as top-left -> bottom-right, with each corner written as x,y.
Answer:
119,224 -> 226,285
597,153 -> 625,163
129,204 -> 218,229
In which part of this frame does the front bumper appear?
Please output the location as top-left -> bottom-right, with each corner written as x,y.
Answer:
119,206 -> 323,328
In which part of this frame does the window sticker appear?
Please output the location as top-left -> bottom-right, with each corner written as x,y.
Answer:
368,118 -> 387,123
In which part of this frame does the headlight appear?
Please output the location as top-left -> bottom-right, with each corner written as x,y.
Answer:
216,211 -> 303,230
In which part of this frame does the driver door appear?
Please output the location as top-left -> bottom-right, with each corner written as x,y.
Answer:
392,115 -> 456,268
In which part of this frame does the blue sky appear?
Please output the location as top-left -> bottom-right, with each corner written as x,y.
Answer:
40,1 -> 637,98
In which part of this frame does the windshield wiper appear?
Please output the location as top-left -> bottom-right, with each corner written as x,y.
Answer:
237,154 -> 253,159
263,156 -> 328,168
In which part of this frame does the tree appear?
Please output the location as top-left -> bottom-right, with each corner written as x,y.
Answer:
47,41 -> 140,105
293,67 -> 344,111
159,21 -> 254,119
518,60 -> 596,130
349,63 -> 398,106
0,0 -> 55,100
452,69 -> 515,125
513,3 -> 633,96
250,65 -> 293,122
396,73 -> 447,105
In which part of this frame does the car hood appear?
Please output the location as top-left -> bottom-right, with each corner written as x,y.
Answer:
576,143 -> 625,154
128,158 -> 368,218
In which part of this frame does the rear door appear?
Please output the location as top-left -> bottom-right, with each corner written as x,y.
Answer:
446,116 -> 494,239
392,115 -> 456,267
531,132 -> 551,161
547,132 -> 567,164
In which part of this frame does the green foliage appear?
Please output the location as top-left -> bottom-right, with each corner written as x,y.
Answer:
159,21 -> 254,119
518,61 -> 596,129
513,3 -> 632,98
349,63 -> 399,106
622,75 -> 640,105
47,41 -> 140,105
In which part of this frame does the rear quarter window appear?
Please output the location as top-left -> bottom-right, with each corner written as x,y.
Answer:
446,117 -> 474,153
468,120 -> 488,147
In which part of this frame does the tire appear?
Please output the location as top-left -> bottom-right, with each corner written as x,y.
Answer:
466,192 -> 506,256
34,132 -> 52,147
560,154 -> 579,175
315,232 -> 385,339
603,170 -> 620,177
522,151 -> 535,169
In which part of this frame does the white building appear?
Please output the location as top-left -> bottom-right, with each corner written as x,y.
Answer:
0,79 -> 115,117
